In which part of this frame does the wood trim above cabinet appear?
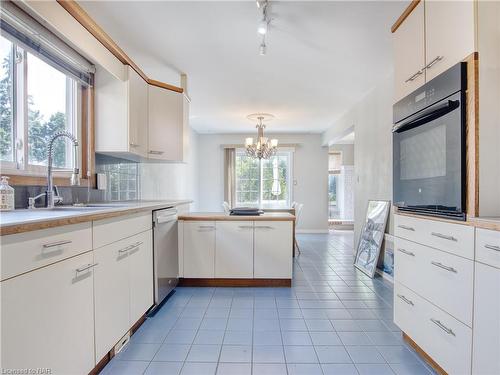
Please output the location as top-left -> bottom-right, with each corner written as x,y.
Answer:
391,0 -> 422,33
56,0 -> 183,93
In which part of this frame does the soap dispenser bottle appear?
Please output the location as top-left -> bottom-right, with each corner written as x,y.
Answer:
0,176 -> 14,211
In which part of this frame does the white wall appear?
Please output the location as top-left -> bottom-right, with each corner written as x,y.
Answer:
197,133 -> 329,232
329,144 -> 354,166
140,128 -> 199,210
323,76 -> 394,249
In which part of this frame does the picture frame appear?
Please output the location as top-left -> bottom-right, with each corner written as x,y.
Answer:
354,200 -> 391,278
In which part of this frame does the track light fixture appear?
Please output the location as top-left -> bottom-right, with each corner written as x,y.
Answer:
256,0 -> 271,55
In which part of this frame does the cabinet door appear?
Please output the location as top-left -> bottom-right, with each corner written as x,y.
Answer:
393,1 -> 425,102
425,0 -> 475,81
183,221 -> 215,278
94,238 -> 131,361
215,221 -> 254,278
472,262 -> 500,375
127,66 -> 148,157
254,221 -> 292,279
1,252 -> 95,374
129,230 -> 154,325
148,85 -> 184,161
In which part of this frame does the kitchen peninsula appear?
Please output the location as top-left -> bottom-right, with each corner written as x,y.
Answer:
178,212 -> 295,286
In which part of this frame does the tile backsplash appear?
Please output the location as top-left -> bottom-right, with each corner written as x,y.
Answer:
95,154 -> 139,201
10,154 -> 140,208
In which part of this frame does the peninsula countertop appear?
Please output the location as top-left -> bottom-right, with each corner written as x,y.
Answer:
0,200 -> 192,236
178,212 -> 295,221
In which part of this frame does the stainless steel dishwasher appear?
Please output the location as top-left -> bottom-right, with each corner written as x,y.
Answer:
152,207 -> 179,309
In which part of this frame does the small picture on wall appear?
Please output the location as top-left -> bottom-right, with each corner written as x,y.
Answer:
354,200 -> 391,278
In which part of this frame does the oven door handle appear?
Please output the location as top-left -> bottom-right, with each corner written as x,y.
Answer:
393,100 -> 460,133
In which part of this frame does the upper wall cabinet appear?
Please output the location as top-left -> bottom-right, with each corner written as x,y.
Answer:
425,0 -> 475,81
393,0 -> 476,102
95,65 -> 148,159
148,86 -> 189,162
393,1 -> 425,102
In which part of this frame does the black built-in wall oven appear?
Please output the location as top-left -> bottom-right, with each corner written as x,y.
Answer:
393,62 -> 467,221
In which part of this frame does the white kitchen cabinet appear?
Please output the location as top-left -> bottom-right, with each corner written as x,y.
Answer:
475,227 -> 500,269
95,65 -> 148,159
148,85 -> 188,161
472,261 -> 500,375
425,0 -> 475,81
183,221 -> 216,278
215,221 -> 254,278
1,251 -> 95,374
129,230 -> 154,325
94,235 -> 132,361
393,1 -> 425,102
254,221 -> 293,278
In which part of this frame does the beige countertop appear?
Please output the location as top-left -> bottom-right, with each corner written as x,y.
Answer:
178,212 -> 295,221
0,200 -> 192,236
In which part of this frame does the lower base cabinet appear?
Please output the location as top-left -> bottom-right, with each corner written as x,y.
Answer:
472,262 -> 500,375
183,221 -> 216,278
1,251 -> 95,374
94,230 -> 153,361
254,221 -> 293,278
215,221 -> 253,278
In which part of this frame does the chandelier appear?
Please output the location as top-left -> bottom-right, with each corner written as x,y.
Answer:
245,113 -> 278,159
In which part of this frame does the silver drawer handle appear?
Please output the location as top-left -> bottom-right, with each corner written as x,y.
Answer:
255,226 -> 274,229
397,248 -> 415,257
405,70 -> 423,83
431,232 -> 457,242
76,263 -> 99,273
129,143 -> 140,147
485,244 -> 500,252
431,261 -> 457,273
238,225 -> 254,229
43,240 -> 72,248
119,241 -> 143,253
425,56 -> 444,70
430,318 -> 455,336
397,294 -> 414,306
398,225 -> 415,232
198,225 -> 215,230
149,150 -> 164,155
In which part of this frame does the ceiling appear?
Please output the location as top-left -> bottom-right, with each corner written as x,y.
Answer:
80,1 -> 406,134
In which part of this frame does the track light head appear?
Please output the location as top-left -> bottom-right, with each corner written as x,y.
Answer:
257,19 -> 268,35
259,41 -> 266,56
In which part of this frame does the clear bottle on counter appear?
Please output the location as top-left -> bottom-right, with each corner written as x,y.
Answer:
0,176 -> 15,211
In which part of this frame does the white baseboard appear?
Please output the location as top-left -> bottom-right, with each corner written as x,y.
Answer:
296,229 -> 330,234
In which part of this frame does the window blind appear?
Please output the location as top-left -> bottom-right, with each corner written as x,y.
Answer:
0,1 -> 95,86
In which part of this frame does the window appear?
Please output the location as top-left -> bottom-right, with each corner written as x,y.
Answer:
0,1 -> 94,182
329,151 -> 342,219
235,149 -> 292,208
0,34 -> 79,174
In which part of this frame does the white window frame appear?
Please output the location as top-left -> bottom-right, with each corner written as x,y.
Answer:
0,36 -> 81,178
235,148 -> 294,208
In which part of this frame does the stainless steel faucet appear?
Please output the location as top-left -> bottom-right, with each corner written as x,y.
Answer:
28,131 -> 80,209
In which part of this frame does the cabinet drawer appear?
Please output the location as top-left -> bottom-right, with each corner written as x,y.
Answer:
476,228 -> 500,269
394,214 -> 474,259
394,282 -> 472,375
93,212 -> 152,249
420,244 -> 473,326
1,222 -> 92,281
395,237 -> 473,326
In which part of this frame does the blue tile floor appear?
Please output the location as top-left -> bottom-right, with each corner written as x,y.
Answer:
101,231 -> 436,375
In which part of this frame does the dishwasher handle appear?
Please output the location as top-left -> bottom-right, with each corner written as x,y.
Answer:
156,209 -> 178,224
